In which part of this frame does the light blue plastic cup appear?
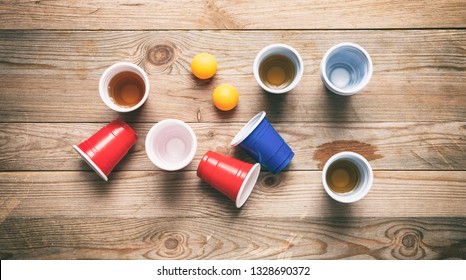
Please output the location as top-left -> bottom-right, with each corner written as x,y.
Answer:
320,43 -> 373,96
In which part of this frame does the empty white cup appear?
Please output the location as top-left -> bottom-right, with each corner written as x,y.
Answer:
99,62 -> 150,112
322,152 -> 373,203
145,119 -> 197,171
320,43 -> 373,96
253,44 -> 304,94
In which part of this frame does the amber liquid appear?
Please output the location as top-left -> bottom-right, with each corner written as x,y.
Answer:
108,71 -> 145,108
259,54 -> 296,89
326,159 -> 360,193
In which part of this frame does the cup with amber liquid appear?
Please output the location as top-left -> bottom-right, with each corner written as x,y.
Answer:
322,152 -> 373,203
253,44 -> 304,94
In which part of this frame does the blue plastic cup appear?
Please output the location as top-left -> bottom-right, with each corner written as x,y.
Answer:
230,111 -> 294,174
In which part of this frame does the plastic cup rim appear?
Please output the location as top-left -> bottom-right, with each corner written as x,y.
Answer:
235,163 -> 261,208
321,151 -> 373,203
320,42 -> 373,96
253,43 -> 304,94
145,119 -> 197,171
73,145 -> 108,181
230,111 -> 266,146
99,62 -> 150,113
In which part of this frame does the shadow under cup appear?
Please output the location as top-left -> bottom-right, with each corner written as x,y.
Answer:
320,43 -> 373,96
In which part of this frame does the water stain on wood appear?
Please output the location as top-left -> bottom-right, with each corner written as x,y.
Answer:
147,44 -> 176,66
313,140 -> 383,169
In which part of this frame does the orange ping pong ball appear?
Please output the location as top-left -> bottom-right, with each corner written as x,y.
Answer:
191,53 -> 217,79
212,84 -> 239,111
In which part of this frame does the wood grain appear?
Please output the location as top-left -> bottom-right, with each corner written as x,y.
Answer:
0,30 -> 464,76
1,122 -> 465,171
0,0 -> 464,30
1,171 -> 465,218
0,217 -> 465,259
0,0 -> 465,261
0,73 -> 465,123
0,30 -> 464,123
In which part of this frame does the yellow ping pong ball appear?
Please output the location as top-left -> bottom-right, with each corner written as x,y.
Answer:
212,84 -> 239,111
191,53 -> 217,79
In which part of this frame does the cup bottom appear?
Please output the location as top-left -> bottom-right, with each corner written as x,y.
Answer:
329,67 -> 351,88
269,149 -> 294,174
263,141 -> 295,174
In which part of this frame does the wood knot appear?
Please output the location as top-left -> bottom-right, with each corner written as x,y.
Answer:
144,231 -> 191,259
164,237 -> 179,250
147,44 -> 176,66
401,233 -> 417,248
260,174 -> 280,188
390,226 -> 425,259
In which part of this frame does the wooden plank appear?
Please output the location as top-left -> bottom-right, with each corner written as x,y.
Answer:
0,30 -> 464,123
1,122 -> 464,171
0,217 -> 465,259
0,30 -> 464,76
0,0 -> 464,30
0,73 -> 465,123
1,171 -> 465,218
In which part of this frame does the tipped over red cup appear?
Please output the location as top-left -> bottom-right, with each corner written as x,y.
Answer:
73,118 -> 138,181
197,151 -> 261,208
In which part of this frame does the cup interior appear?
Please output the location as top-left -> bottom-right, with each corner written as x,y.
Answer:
145,120 -> 197,171
321,43 -> 372,95
254,44 -> 303,94
230,111 -> 266,146
99,62 -> 150,112
236,163 -> 261,208
322,152 -> 373,203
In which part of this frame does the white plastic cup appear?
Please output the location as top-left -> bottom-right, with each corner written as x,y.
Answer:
253,44 -> 304,94
145,119 -> 197,171
99,62 -> 150,112
320,43 -> 373,96
322,152 -> 373,203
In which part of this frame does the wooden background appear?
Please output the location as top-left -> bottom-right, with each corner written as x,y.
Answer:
0,0 -> 465,260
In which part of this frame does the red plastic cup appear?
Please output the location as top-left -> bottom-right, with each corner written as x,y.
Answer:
197,151 -> 261,208
73,118 -> 138,181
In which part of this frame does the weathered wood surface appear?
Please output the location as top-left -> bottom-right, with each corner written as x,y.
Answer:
1,30 -> 464,77
0,122 -> 465,171
0,0 -> 464,30
1,171 -> 465,218
0,217 -> 465,260
1,74 -> 465,123
1,1 -> 465,260
0,30 -> 464,123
